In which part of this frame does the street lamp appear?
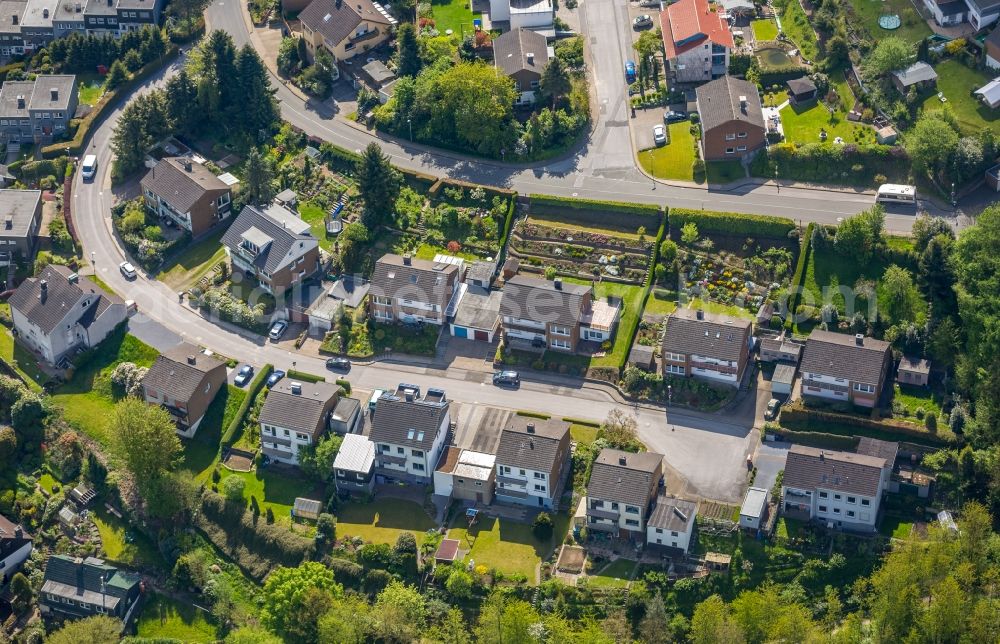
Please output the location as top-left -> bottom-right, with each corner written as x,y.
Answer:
407,118 -> 413,142
774,166 -> 779,194
90,251 -> 96,272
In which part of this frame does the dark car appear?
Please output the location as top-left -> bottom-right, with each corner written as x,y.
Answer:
266,370 -> 286,388
234,365 -> 254,386
664,110 -> 688,123
493,370 -> 520,387
326,357 -> 351,371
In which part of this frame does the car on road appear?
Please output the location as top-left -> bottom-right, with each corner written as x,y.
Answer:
119,261 -> 137,280
234,365 -> 254,386
81,154 -> 98,181
653,124 -> 667,146
764,398 -> 781,420
492,370 -> 520,387
326,357 -> 351,371
268,320 -> 288,341
266,370 -> 286,388
633,14 -> 653,29
625,60 -> 636,83
664,110 -> 687,123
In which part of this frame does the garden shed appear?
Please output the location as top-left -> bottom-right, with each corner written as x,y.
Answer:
739,486 -> 769,530
292,497 -> 323,520
771,362 -> 797,395
897,356 -> 930,387
435,538 -> 461,564
628,344 -> 656,371
786,77 -> 818,105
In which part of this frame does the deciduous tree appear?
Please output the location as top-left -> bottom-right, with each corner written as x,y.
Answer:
46,615 -> 121,644
261,563 -> 341,642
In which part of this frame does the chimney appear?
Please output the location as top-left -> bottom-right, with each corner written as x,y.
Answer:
291,382 -> 302,395
50,88 -> 58,102
618,456 -> 627,466
14,525 -> 22,537
819,452 -> 825,461
67,273 -> 78,284
553,278 -> 562,290
526,423 -> 535,434
15,95 -> 24,109
182,158 -> 192,172
42,8 -> 48,18
4,216 -> 11,229
186,355 -> 196,365
855,334 -> 864,346
739,95 -> 747,109
696,309 -> 704,320
403,253 -> 412,266
39,279 -> 48,302
526,52 -> 534,65
12,14 -> 17,24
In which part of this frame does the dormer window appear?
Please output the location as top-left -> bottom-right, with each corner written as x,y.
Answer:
241,239 -> 259,254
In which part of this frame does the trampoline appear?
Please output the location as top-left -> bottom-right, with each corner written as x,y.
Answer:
878,14 -> 901,29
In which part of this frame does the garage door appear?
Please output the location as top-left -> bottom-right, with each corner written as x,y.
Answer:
453,326 -> 468,338
474,330 -> 489,341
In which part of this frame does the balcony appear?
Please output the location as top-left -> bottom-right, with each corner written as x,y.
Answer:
587,506 -> 620,520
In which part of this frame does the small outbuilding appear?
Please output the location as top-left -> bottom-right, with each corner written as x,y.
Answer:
771,362 -> 797,396
292,497 -> 323,520
975,77 -> 1000,109
628,344 -> 657,372
435,538 -> 461,564
786,77 -> 818,105
433,447 -> 496,504
275,188 -> 298,209
897,356 -> 930,387
739,486 -> 769,530
330,397 -> 363,435
891,62 -> 938,94
334,433 -> 376,495
876,125 -> 898,145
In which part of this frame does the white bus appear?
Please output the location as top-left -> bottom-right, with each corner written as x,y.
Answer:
875,184 -> 916,204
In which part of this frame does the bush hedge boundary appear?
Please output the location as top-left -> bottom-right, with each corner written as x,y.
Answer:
780,405 -> 954,446
786,222 -> 815,327
286,369 -> 325,383
668,207 -> 796,239
528,194 -> 663,217
220,364 -> 272,449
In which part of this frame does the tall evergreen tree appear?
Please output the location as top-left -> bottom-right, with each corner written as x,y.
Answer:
235,44 -> 279,141
396,23 -> 421,77
165,68 -> 200,135
244,148 -> 276,206
540,57 -> 572,109
356,143 -> 401,229
296,36 -> 309,67
111,91 -> 169,177
201,30 -> 239,126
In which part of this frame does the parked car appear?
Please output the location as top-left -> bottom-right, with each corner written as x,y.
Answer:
625,60 -> 636,83
266,370 -> 286,388
326,357 -> 351,371
633,14 -> 653,29
492,370 -> 521,387
119,262 -> 137,280
664,110 -> 687,123
639,0 -> 660,6
653,124 -> 667,145
124,300 -> 138,316
764,398 -> 781,420
268,320 -> 288,341
234,365 -> 254,386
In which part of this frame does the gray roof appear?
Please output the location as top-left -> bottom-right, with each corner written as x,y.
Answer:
760,336 -> 802,359
0,81 -> 35,119
786,76 -> 817,96
493,28 -> 549,77
140,342 -> 225,404
9,265 -> 122,334
773,362 -> 796,385
221,204 -> 318,274
892,62 -> 938,86
898,356 -> 930,374
0,1 -> 26,32
370,385 -> 449,449
465,260 -> 495,286
332,396 -> 361,424
298,0 -> 393,47
362,59 -> 395,86
855,437 -> 898,466
0,189 -> 40,239
647,496 -> 697,531
801,330 -> 891,385
696,75 -> 764,132
83,0 -> 116,16
500,275 -> 591,327
452,287 -> 502,330
933,0 -> 967,14
42,555 -> 139,601
964,0 -> 1000,14
258,379 -> 339,436
494,418 -> 569,474
115,0 -> 157,9
370,254 -> 460,311
334,432 -> 375,473
0,75 -> 74,114
740,486 -> 768,519
587,448 -> 663,509
21,0 -> 56,28
141,157 -> 227,213
662,309 -> 751,362
629,343 -> 655,366
783,445 -> 886,497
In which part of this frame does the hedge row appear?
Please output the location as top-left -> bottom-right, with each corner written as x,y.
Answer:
316,138 -> 437,189
335,378 -> 351,394
668,208 -> 796,239
287,369 -> 325,383
516,410 -> 551,419
431,177 -> 515,199
780,406 -> 953,446
221,364 -> 272,448
529,194 -> 663,217
764,425 -> 859,450
562,417 -> 600,427
42,46 -> 180,158
751,143 -> 910,185
786,222 -> 815,326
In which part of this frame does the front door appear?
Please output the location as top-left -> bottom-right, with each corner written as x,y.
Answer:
476,493 -> 483,503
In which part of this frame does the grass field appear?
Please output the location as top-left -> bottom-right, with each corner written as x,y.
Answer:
638,123 -> 697,182
93,507 -> 164,568
569,423 -> 599,443
880,516 -> 914,540
776,0 -> 820,61
848,0 -> 931,45
38,472 -> 60,494
137,594 -> 218,643
751,19 -> 779,41
338,498 -> 436,545
705,160 -> 746,184
181,384 -> 247,482
217,466 -> 317,524
77,74 -> 105,106
685,297 -> 754,319
0,328 -> 47,390
447,513 -> 569,580
922,59 -> 1000,134
645,288 -> 678,316
430,0 -> 479,34
298,201 -> 335,251
158,228 -> 228,290
801,244 -> 892,315
780,101 -> 873,145
893,383 -> 943,418
587,281 -> 647,368
587,558 -> 637,588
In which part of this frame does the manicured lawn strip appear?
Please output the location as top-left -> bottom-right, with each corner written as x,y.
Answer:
181,384 -> 247,482
921,59 -> 1000,134
159,228 -> 229,290
751,19 -> 779,41
847,0 -> 931,45
880,516 -> 914,540
802,243 -> 890,314
570,423 -> 599,443
561,279 -> 646,369
0,329 -> 46,391
92,506 -> 164,568
37,472 -> 60,494
431,0 -> 476,34
415,242 -> 480,262
645,288 -> 678,316
779,101 -> 873,146
775,517 -> 805,540
338,498 -> 437,545
448,513 -> 569,580
893,384 -> 943,418
638,123 -> 696,182
77,74 -> 105,106
137,594 -> 218,643
88,273 -> 117,296
705,160 -> 745,184
298,201 -> 334,251
776,0 -> 820,61
588,557 -> 637,588
687,297 -> 754,319
217,466 -> 313,524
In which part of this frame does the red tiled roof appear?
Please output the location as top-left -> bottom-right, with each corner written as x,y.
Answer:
435,538 -> 461,562
660,0 -> 734,59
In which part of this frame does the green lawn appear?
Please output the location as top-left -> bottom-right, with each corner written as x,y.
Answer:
776,0 -> 820,61
802,243 -> 892,315
338,498 -> 437,545
847,0 -> 931,45
89,273 -> 117,296
645,288 -> 678,316
893,383 -> 943,418
569,423 -> 599,443
431,0 -> 477,35
705,160 -> 745,184
92,507 -> 164,568
447,513 -> 569,580
586,281 -> 647,368
414,242 -> 480,262
0,328 -> 47,391
587,558 -> 637,589
158,228 -> 228,290
880,515 -> 914,540
751,19 -> 779,41
297,201 -> 335,251
779,101 -> 874,146
217,466 -> 316,524
181,384 -> 247,482
638,123 -> 697,182
921,59 -> 1000,134
77,74 -> 105,106
686,297 -> 754,319
137,594 -> 218,643
775,517 -> 805,540
38,472 -> 60,494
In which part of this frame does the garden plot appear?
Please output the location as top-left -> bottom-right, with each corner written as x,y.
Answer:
679,248 -> 794,319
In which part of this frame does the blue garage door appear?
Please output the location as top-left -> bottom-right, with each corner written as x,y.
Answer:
453,326 -> 468,338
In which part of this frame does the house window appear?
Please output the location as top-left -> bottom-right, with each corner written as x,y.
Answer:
847,510 -> 855,518
397,447 -> 404,454
834,494 -> 841,500
551,325 -> 569,336
819,491 -> 828,498
551,338 -> 570,349
725,133 -> 736,141
611,502 -> 619,510
283,430 -> 289,437
667,364 -> 685,375
296,433 -> 308,441
738,132 -> 747,138
833,507 -> 841,514
847,496 -> 856,504
671,531 -> 678,537
854,383 -> 876,393
818,505 -> 827,512
533,472 -> 545,480
666,352 -> 684,361
412,449 -> 423,457
412,463 -> 425,471
725,148 -> 735,154
534,484 -> 545,492
737,145 -> 747,152
625,505 -> 639,514
625,519 -> 639,527
530,80 -> 539,89
861,499 -> 871,506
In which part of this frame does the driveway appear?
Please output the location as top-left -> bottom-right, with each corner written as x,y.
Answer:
753,440 -> 790,492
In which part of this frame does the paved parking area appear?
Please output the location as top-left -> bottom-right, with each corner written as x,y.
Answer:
634,107 -> 665,150
753,440 -> 790,492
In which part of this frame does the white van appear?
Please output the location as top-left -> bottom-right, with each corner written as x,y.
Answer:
81,154 -> 98,180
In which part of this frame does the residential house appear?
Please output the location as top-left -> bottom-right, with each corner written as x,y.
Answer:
330,396 -> 363,434
369,253 -> 463,326
140,342 -> 227,438
0,74 -> 77,144
855,436 -> 899,480
975,77 -> 1000,109
646,497 -> 697,553
965,0 -> 1000,29
141,157 -> 233,238
82,0 -> 117,35
369,384 -> 451,484
298,0 -> 396,64
500,275 -> 620,353
0,0 -> 27,56
0,189 -> 41,267
924,0 -> 966,25
987,26 -> 1000,69
739,486 -> 768,530
434,446 -> 497,504
220,204 -> 321,295
890,62 -> 938,95
334,432 -> 376,495
661,309 -> 753,387
494,418 -> 571,509
52,0 -> 85,38
9,265 -> 127,366
113,0 -> 161,33
659,0 -> 732,84
897,356 -> 930,387
493,28 -> 551,105
259,379 -> 340,466
781,444 -> 890,530
759,335 -> 803,363
800,330 -> 892,407
20,0 -> 56,51
450,263 -> 502,342
695,75 -> 766,161
489,0 -> 554,31
586,449 -> 664,541
771,363 -> 796,396
786,76 -> 817,105
0,513 -> 31,584
39,555 -> 142,625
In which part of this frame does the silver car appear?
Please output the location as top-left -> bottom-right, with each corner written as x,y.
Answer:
633,14 -> 653,29
653,124 -> 667,146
